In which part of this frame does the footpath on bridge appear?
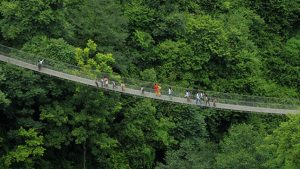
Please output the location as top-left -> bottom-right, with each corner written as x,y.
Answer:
0,47 -> 299,114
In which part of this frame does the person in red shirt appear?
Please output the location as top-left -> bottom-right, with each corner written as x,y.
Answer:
154,83 -> 159,96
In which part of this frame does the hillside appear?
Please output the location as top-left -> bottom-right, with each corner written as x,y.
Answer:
0,0 -> 299,168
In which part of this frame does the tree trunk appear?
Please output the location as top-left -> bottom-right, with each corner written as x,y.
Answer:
83,141 -> 86,169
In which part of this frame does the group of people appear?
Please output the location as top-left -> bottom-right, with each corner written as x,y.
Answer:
95,77 -> 125,91
36,60 -> 217,107
184,90 -> 217,107
95,77 -> 110,88
153,85 -> 217,107
94,79 -> 217,107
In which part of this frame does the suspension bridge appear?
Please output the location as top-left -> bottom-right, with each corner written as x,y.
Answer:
0,45 -> 299,114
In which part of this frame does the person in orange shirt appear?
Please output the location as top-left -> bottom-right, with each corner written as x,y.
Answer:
157,84 -> 161,96
154,83 -> 159,96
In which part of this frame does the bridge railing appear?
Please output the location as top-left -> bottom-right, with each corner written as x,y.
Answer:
120,78 -> 299,109
0,44 -> 299,110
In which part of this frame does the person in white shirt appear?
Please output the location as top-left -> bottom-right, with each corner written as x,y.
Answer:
100,78 -> 104,87
104,77 -> 109,88
141,87 -> 145,94
112,80 -> 117,89
196,92 -> 201,105
200,92 -> 203,100
185,90 -> 191,102
37,59 -> 44,70
168,87 -> 173,100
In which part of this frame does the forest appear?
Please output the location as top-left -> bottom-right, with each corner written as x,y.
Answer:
0,0 -> 299,168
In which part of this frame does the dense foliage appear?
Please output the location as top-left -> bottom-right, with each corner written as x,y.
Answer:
0,0 -> 299,168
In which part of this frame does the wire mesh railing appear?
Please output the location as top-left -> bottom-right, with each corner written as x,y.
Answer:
0,44 -> 299,110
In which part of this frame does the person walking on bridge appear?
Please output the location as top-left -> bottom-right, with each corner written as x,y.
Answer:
200,91 -> 204,102
185,90 -> 191,102
95,78 -> 99,88
141,87 -> 145,94
154,84 -> 159,96
121,82 -> 125,91
196,91 -> 201,105
112,80 -> 117,89
204,93 -> 210,106
157,84 -> 161,96
104,77 -> 109,88
212,97 -> 217,107
37,59 -> 44,71
100,78 -> 104,88
168,87 -> 173,100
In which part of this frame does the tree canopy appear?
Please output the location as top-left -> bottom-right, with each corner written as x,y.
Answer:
0,0 -> 299,168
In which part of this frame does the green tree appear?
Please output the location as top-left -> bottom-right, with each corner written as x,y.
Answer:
154,40 -> 194,85
74,39 -> 116,76
1,127 -> 45,169
39,87 -> 123,169
156,138 -> 217,169
124,0 -> 156,30
21,36 -> 76,64
66,0 -> 128,50
0,68 -> 10,106
114,99 -> 175,169
0,0 -> 74,43
157,104 -> 208,141
215,123 -> 265,169
248,0 -> 300,34
140,68 -> 157,82
0,48 -> 76,168
266,32 -> 300,94
35,39 -> 124,168
133,30 -> 154,49
259,113 -> 300,169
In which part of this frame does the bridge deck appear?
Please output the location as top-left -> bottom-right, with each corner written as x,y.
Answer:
0,54 -> 298,114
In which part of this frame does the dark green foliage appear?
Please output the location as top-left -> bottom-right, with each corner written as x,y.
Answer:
0,127 -> 45,169
0,0 -> 74,44
215,124 -> 265,169
113,100 -> 175,168
156,138 -> 217,169
156,103 -> 208,141
22,36 -> 76,64
65,0 -> 129,73
249,0 -> 300,34
39,86 -> 123,168
66,0 -> 128,50
266,32 -> 300,93
258,114 -> 300,169
0,68 -> 10,107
